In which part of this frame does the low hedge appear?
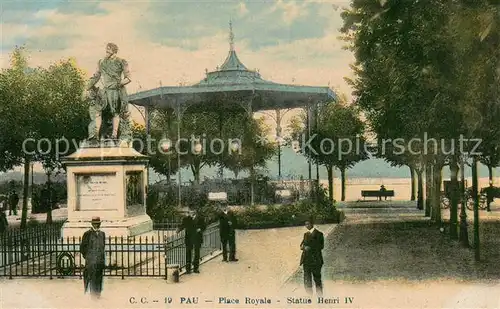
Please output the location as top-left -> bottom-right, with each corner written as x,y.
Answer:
234,201 -> 345,229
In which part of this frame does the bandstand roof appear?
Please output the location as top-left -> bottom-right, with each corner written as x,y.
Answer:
129,23 -> 336,112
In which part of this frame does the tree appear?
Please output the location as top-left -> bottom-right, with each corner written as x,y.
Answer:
219,114 -> 276,205
0,47 -> 47,228
145,109 -> 220,185
34,59 -> 88,223
340,0 -> 474,230
131,120 -> 179,182
289,99 -> 368,202
0,47 -> 89,227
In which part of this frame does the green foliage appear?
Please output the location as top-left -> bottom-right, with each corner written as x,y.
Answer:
0,47 -> 88,171
289,98 -> 368,201
0,180 -> 23,196
131,122 -> 180,179
146,185 -> 181,221
234,200 -> 345,229
219,114 -> 277,178
146,109 -> 223,184
341,0 -> 500,166
144,107 -> 276,185
30,182 -> 66,214
0,47 -> 88,228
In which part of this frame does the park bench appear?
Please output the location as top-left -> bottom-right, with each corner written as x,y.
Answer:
361,190 -> 395,200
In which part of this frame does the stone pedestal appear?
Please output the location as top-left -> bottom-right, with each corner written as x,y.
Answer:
61,140 -> 153,238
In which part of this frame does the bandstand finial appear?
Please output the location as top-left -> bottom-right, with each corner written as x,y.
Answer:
229,18 -> 235,51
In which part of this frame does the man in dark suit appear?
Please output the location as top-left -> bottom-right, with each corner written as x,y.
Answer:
219,206 -> 238,262
8,190 -> 19,216
300,217 -> 324,296
177,210 -> 206,273
80,216 -> 106,299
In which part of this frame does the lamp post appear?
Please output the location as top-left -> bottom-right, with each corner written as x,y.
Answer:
192,138 -> 203,186
159,138 -> 172,184
259,109 -> 293,180
472,155 -> 480,261
275,135 -> 286,180
230,140 -> 241,153
459,154 -> 469,247
193,140 -> 203,155
415,160 -> 423,210
130,104 -> 150,186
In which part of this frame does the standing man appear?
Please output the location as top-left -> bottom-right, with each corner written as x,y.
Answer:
0,206 -> 8,233
8,190 -> 19,216
87,42 -> 132,144
80,216 -> 106,299
300,217 -> 324,296
486,180 -> 494,212
177,210 -> 206,274
219,206 -> 238,262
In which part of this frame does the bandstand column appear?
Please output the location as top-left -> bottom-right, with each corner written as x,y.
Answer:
314,102 -> 320,184
306,101 -> 312,184
145,103 -> 151,188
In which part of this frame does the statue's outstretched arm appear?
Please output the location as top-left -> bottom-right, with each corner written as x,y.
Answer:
87,61 -> 101,90
120,60 -> 131,87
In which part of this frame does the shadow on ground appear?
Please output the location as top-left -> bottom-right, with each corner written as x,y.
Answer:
289,220 -> 500,284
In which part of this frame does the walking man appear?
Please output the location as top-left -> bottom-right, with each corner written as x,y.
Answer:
80,216 -> 106,299
8,190 -> 19,216
219,206 -> 238,262
300,217 -> 324,296
177,210 -> 206,274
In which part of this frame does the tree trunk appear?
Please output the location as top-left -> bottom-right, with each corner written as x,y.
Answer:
46,172 -> 53,225
431,163 -> 442,224
449,159 -> 459,240
459,156 -> 470,247
488,164 -> 493,184
472,156 -> 480,261
425,163 -> 432,217
340,167 -> 346,202
326,165 -> 334,202
417,170 -> 424,210
191,162 -> 201,185
20,157 -> 30,230
234,170 -> 239,179
250,167 -> 255,206
194,168 -> 200,185
410,166 -> 416,201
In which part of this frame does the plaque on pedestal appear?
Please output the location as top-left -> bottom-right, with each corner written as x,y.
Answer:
61,140 -> 153,238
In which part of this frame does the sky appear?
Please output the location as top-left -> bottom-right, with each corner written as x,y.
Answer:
0,0 -> 358,176
1,1 -> 499,180
0,0 -> 354,99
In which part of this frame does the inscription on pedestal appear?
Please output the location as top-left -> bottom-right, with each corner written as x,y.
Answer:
76,173 -> 118,211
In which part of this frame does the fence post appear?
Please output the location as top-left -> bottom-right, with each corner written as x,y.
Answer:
121,236 -> 124,280
163,239 -> 168,281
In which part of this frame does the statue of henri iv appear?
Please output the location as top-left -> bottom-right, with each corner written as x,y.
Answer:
87,42 -> 132,145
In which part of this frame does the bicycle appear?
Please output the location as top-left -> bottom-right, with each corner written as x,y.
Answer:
465,189 -> 488,211
440,193 -> 450,209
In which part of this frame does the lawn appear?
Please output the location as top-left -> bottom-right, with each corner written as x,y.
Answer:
291,218 -> 500,283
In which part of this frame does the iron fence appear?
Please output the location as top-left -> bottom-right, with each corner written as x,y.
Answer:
0,222 -> 221,279
0,222 -> 65,268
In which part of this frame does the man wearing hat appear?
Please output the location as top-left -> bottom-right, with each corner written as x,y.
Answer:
219,206 -> 238,262
300,216 -> 324,296
177,210 -> 206,274
80,216 -> 106,299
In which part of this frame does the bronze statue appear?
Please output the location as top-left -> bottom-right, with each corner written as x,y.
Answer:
87,43 -> 132,145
